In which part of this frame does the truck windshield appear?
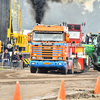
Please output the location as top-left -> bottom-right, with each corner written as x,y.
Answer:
33,32 -> 63,41
69,31 -> 80,39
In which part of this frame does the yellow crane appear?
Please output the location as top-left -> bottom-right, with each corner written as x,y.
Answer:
7,0 -> 29,53
6,0 -> 30,66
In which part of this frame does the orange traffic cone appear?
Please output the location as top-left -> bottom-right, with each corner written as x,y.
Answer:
57,80 -> 66,100
94,76 -> 100,94
13,81 -> 21,100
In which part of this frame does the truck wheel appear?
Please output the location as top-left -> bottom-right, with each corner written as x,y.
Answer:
30,66 -> 37,73
93,64 -> 100,71
93,65 -> 97,70
96,67 -> 100,71
68,64 -> 74,74
61,64 -> 68,74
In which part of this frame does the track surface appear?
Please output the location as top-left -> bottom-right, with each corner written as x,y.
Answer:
0,68 -> 100,100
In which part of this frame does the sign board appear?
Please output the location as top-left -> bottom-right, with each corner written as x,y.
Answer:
69,31 -> 80,39
67,24 -> 81,31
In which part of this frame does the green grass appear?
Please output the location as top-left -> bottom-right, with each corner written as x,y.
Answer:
0,68 -> 7,70
24,67 -> 30,69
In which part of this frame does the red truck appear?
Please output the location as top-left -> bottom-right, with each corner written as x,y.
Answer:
67,24 -> 89,73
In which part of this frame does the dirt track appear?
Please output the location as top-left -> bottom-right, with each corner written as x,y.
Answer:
0,68 -> 100,100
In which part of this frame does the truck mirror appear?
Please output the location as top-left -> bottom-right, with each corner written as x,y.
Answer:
28,33 -> 31,42
66,34 -> 70,37
66,34 -> 70,43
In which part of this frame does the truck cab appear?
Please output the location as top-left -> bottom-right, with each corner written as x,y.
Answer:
67,24 -> 89,73
30,24 -> 69,74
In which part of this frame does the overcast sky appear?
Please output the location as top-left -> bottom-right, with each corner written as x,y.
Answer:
21,0 -> 100,34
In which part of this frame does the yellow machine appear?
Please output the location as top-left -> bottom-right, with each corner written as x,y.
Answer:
0,41 -> 1,53
6,0 -> 30,66
0,0 -> 30,67
7,0 -> 30,54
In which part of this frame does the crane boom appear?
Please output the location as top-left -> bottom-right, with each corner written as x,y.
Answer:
7,0 -> 30,54
7,0 -> 22,41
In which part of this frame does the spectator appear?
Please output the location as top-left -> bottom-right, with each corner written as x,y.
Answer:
19,52 -> 23,61
12,52 -> 19,67
18,52 -> 25,68
3,49 -> 10,66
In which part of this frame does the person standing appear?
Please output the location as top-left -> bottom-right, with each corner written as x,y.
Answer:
12,52 -> 19,67
3,49 -> 10,66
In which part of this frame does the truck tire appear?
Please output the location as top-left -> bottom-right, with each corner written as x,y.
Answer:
30,66 -> 37,73
96,66 -> 100,71
93,65 -> 97,70
61,63 -> 68,74
93,64 -> 100,71
68,64 -> 74,74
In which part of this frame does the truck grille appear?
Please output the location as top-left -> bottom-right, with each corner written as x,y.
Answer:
31,45 -> 65,60
42,45 -> 52,59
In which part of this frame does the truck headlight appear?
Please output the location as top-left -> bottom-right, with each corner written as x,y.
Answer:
53,47 -> 56,49
58,57 -> 63,60
32,56 -> 36,59
59,63 -> 62,65
32,62 -> 35,65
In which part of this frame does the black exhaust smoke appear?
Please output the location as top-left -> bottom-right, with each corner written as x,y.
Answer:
28,0 -> 87,24
29,0 -> 46,24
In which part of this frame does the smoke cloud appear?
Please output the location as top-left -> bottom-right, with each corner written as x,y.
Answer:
28,0 -> 91,24
29,0 -> 46,24
50,0 -> 61,2
50,0 -> 87,3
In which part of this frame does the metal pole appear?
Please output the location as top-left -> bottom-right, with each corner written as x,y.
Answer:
2,42 -> 4,69
10,0 -> 12,31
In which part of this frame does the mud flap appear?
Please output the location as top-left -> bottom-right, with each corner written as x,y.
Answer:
78,58 -> 84,70
77,58 -> 88,72
73,58 -> 78,72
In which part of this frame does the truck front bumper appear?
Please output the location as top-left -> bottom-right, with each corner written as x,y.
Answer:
30,60 -> 66,69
